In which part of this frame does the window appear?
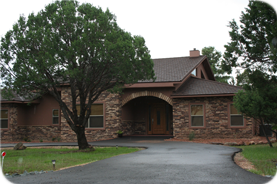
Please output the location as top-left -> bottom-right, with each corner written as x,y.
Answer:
191,105 -> 204,127
191,69 -> 196,76
1,110 -> 8,129
53,109 -> 59,124
230,104 -> 243,126
76,104 -> 104,128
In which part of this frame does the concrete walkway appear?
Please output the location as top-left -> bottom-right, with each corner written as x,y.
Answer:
2,136 -> 272,184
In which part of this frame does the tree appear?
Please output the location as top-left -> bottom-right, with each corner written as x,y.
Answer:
0,0 -> 155,149
201,46 -> 231,83
222,0 -> 277,74
233,70 -> 277,147
223,0 -> 277,147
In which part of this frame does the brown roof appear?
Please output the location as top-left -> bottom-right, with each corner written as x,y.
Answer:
139,55 -> 206,82
0,90 -> 36,102
172,77 -> 242,96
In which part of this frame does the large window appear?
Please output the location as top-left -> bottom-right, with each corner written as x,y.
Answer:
53,109 -> 59,124
190,105 -> 204,127
230,104 -> 243,126
76,104 -> 104,128
1,110 -> 8,129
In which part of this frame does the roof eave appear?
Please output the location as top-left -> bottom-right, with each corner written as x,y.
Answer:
171,93 -> 236,98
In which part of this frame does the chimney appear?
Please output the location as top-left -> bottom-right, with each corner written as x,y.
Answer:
190,48 -> 200,57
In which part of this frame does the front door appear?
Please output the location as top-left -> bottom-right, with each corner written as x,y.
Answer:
150,105 -> 166,135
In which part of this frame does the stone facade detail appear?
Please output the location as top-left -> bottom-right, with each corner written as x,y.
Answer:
173,97 -> 255,139
1,104 -> 61,142
122,91 -> 173,106
60,88 -> 122,142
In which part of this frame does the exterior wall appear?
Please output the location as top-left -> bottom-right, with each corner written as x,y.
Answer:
173,96 -> 255,139
1,104 -> 17,141
60,88 -> 122,142
1,103 -> 61,142
17,94 -> 60,126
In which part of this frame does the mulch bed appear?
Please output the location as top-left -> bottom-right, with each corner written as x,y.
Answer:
164,136 -> 276,146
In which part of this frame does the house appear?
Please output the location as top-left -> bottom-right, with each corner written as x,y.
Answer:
0,49 -> 258,142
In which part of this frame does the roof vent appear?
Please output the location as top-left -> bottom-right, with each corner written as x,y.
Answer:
190,49 -> 200,57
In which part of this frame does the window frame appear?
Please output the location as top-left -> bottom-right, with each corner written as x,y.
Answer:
228,102 -> 246,128
77,101 -> 106,130
1,108 -> 9,130
52,109 -> 59,125
189,103 -> 206,128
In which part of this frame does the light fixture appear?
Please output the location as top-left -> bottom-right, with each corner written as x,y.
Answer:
52,160 -> 56,170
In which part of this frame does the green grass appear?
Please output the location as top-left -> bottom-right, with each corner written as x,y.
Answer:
235,142 -> 277,176
0,146 -> 140,175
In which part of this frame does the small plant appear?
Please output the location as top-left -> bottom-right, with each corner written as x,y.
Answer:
189,131 -> 195,141
52,137 -> 56,142
40,139 -> 43,142
117,130 -> 123,134
57,137 -> 61,142
23,137 -> 30,142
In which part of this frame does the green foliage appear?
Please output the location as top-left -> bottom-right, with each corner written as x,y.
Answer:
236,142 -> 277,176
57,137 -> 61,142
117,130 -> 123,134
201,46 -> 231,83
52,137 -> 56,142
1,147 -> 140,175
0,0 -> 155,149
188,131 -> 195,141
222,0 -> 277,74
23,137 -> 31,142
233,70 -> 277,127
40,139 -> 43,142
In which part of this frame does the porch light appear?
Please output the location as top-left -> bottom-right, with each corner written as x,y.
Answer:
52,160 -> 56,170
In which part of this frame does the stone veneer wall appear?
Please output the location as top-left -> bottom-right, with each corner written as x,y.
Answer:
173,96 -> 255,139
60,88 -> 122,142
1,104 -> 61,142
1,104 -> 17,141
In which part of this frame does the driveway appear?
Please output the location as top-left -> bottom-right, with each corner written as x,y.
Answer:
3,136 -> 272,184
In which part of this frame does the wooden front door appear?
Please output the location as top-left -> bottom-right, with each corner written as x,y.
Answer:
150,105 -> 166,135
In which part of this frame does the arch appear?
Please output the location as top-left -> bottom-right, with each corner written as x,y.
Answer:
122,91 -> 173,106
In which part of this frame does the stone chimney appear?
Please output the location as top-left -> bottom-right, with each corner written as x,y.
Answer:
190,48 -> 200,57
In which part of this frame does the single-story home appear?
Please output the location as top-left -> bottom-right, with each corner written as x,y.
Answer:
1,49 -> 261,142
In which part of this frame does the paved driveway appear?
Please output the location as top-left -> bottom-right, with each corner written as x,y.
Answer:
3,136 -> 272,184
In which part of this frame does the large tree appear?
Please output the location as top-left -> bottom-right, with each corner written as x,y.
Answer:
233,70 -> 277,147
0,0 -> 155,149
201,46 -> 231,83
222,0 -> 277,146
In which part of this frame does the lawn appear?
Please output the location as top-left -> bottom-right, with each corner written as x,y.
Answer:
236,142 -> 277,176
0,146 -> 140,175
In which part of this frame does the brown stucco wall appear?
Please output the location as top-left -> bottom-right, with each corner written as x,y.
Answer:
196,63 -> 209,79
172,96 -> 255,139
60,88 -> 122,142
17,94 -> 60,126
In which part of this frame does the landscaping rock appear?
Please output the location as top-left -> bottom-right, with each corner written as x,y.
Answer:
249,141 -> 255,145
14,142 -> 27,150
224,142 -> 238,146
12,173 -> 20,177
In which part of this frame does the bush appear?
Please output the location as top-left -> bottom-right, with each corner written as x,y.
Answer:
52,137 -> 56,142
189,132 -> 195,141
57,137 -> 61,142
40,139 -> 43,142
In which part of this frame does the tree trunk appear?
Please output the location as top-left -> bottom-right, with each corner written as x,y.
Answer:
261,123 -> 273,148
76,127 -> 91,150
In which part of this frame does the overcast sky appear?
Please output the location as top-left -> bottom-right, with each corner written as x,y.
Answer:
0,0 -> 276,59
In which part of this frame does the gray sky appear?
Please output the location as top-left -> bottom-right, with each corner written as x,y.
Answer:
0,0 -> 276,59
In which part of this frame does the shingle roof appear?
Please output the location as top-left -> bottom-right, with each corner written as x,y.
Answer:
0,90 -> 36,102
139,55 -> 206,82
172,77 -> 242,96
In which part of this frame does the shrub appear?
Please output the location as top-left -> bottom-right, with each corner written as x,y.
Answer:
57,137 -> 61,142
189,131 -> 195,141
40,139 -> 43,142
52,137 -> 56,142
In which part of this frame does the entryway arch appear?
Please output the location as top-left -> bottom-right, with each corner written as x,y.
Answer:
121,91 -> 173,106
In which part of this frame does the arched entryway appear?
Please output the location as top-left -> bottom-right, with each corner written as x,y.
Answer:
121,95 -> 173,135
